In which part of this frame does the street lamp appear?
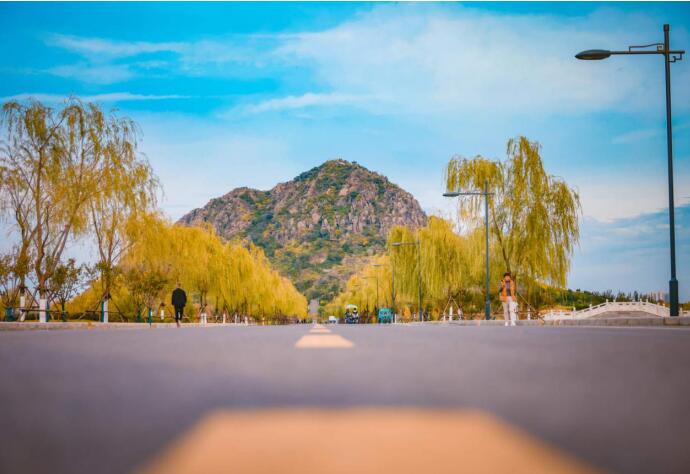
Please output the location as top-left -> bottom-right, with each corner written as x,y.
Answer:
372,259 -> 395,314
576,24 -> 685,316
444,179 -> 493,320
391,240 -> 423,322
372,262 -> 394,320
364,275 -> 379,313
372,264 -> 385,306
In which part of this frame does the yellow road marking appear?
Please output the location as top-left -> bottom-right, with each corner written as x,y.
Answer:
295,334 -> 353,348
309,328 -> 332,334
139,409 -> 599,474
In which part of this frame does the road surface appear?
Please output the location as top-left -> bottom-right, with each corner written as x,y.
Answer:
1,324 -> 689,473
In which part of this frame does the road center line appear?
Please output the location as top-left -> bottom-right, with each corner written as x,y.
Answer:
140,408 -> 597,474
295,332 -> 353,349
309,328 -> 331,334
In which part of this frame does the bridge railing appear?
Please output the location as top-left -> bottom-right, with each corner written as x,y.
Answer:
542,301 -> 670,320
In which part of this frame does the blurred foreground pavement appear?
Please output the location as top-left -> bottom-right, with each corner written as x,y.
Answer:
0,324 -> 689,473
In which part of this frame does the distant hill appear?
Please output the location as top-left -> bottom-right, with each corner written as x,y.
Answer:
179,159 -> 427,301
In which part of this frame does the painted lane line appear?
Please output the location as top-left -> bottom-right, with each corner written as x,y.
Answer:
140,408 -> 598,474
294,334 -> 353,349
308,328 -> 331,334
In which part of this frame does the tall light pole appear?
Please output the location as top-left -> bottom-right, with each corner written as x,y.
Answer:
365,276 -> 379,313
576,24 -> 685,316
444,179 -> 493,320
386,258 -> 396,316
391,241 -> 423,321
372,263 -> 386,309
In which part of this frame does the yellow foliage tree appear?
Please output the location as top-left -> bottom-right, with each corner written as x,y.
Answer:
326,217 -> 502,320
77,213 -> 307,321
1,99 -> 148,320
445,136 -> 581,289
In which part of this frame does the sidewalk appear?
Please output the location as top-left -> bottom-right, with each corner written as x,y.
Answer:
3,317 -> 690,330
447,316 -> 690,327
0,322 -> 240,331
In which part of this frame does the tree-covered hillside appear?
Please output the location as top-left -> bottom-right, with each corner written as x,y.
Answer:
179,159 -> 427,301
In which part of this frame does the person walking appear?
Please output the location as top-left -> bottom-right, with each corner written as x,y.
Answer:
500,272 -> 518,327
199,303 -> 208,325
172,283 -> 187,328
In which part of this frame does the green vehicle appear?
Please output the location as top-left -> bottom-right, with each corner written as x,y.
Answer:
377,308 -> 393,324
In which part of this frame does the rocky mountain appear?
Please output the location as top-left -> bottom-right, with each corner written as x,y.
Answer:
179,159 -> 427,301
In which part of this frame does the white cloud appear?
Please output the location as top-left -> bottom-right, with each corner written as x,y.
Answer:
131,113 -> 303,220
1,92 -> 190,103
47,63 -> 135,84
44,33 -> 272,82
40,5 -> 690,117
569,204 -> 690,298
236,92 -> 368,114
271,4 -> 690,117
576,171 -> 690,221
46,33 -> 185,59
611,128 -> 663,144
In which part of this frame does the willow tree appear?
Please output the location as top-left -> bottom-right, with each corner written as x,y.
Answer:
417,217 -> 484,310
215,241 -> 252,315
0,165 -> 34,312
445,136 -> 581,298
114,213 -> 307,321
0,100 -> 127,321
324,217 -> 489,320
323,254 -> 393,319
88,112 -> 157,320
386,217 -> 495,318
179,223 -> 224,308
0,252 -> 22,319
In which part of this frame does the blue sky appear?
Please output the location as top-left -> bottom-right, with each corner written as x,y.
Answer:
1,2 -> 689,298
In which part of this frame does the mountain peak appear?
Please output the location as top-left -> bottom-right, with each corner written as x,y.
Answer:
179,159 -> 427,301
293,158 -> 362,182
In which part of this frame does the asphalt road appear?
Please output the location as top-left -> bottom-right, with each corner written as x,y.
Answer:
1,324 -> 689,473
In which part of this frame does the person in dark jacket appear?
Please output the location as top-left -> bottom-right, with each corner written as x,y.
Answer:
171,283 -> 187,328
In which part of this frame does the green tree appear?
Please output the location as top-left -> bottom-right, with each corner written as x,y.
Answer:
46,258 -> 89,320
122,264 -> 169,322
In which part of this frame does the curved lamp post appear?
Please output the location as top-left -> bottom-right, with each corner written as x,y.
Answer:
444,179 -> 493,320
576,24 -> 685,316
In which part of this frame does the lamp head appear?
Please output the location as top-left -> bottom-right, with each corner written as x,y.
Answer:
575,49 -> 611,60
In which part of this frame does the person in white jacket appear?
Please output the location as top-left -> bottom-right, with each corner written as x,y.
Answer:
199,303 -> 208,325
499,272 -> 518,327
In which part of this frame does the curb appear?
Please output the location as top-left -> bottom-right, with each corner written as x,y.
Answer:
0,322 -> 243,331
3,318 -> 689,331
447,317 -> 690,327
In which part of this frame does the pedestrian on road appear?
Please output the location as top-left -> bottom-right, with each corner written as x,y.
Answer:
500,272 -> 518,327
199,303 -> 208,325
159,302 -> 166,321
172,283 -> 187,328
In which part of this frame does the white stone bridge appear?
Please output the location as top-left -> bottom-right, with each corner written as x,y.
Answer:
542,301 -> 688,321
